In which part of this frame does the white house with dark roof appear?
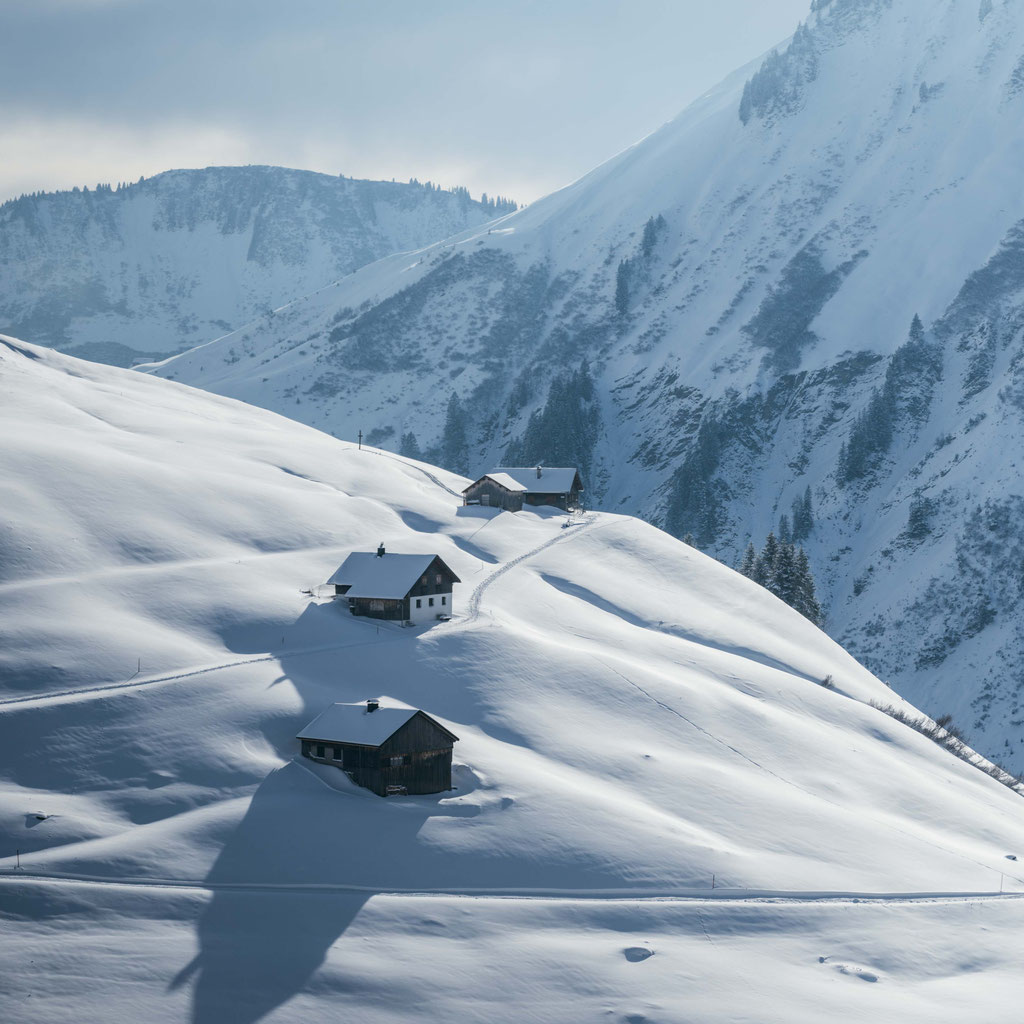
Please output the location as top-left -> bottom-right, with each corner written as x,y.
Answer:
461,466 -> 584,512
326,545 -> 460,625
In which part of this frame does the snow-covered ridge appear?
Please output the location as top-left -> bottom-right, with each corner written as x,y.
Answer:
0,166 -> 504,365
146,0 -> 1024,770
5,337 -> 1024,1021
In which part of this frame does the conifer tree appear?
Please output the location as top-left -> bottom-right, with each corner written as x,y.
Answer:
615,261 -> 630,314
793,548 -> 822,624
758,532 -> 780,590
399,431 -> 422,460
772,541 -> 798,606
442,392 -> 469,474
738,542 -> 758,577
791,486 -> 814,541
778,513 -> 792,544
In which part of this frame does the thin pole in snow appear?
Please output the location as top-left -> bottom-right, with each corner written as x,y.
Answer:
16,849 -> 20,870
358,430 -> 363,450
711,873 -> 715,890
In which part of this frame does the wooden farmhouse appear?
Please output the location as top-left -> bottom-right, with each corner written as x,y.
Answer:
298,700 -> 459,796
461,466 -> 584,512
326,546 -> 460,625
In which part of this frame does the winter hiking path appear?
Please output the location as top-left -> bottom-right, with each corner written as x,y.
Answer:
0,869 -> 1021,905
0,630 -> 407,712
462,512 -> 601,624
0,510 -> 597,712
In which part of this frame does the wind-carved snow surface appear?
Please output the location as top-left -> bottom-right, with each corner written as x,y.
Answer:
0,166 -> 501,365
4,338 -> 1024,1022
148,0 -> 1024,774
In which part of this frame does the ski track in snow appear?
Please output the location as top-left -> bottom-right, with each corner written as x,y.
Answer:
463,512 -> 601,623
0,498 -> 596,711
0,869 -> 1019,905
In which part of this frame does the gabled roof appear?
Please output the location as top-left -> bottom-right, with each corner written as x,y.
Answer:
296,702 -> 458,747
464,472 -> 528,493
491,467 -> 582,493
326,552 -> 457,599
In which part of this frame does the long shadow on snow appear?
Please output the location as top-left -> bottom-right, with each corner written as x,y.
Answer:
173,758 -> 481,1024
173,600 -> 479,1023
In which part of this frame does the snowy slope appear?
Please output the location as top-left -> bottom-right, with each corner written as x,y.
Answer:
147,0 -> 1024,770
4,337 -> 1024,1022
0,166 -> 504,365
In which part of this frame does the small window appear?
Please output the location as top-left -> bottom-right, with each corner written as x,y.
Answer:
333,747 -> 344,761
435,574 -> 442,584
415,598 -> 421,608
421,576 -> 428,585
389,755 -> 403,767
301,740 -> 311,757
441,595 -> 446,605
316,744 -> 325,758
429,597 -> 434,607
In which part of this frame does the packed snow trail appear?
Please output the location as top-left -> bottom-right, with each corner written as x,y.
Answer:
463,512 -> 600,623
0,513 -> 595,711
0,632 -> 405,712
0,869 -> 1020,904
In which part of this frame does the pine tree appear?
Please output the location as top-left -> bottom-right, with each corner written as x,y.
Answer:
615,261 -> 630,314
778,513 -> 792,544
758,532 -> 780,590
641,216 -> 658,258
738,542 -> 758,578
442,392 -> 469,474
793,548 -> 821,624
791,486 -> 814,541
772,541 -> 798,606
399,431 -> 422,459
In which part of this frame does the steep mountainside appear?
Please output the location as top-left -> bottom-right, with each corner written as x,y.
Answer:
4,335 -> 1024,1022
0,166 -> 508,365
149,0 -> 1024,769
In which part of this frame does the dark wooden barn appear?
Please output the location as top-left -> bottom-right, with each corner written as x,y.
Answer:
325,547 -> 461,626
462,466 -> 584,512
298,700 -> 459,796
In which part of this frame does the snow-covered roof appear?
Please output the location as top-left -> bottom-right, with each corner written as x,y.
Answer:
297,702 -> 419,746
492,467 -> 582,493
326,551 -> 438,598
475,472 -> 528,492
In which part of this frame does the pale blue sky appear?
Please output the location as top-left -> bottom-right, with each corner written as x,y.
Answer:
0,0 -> 810,204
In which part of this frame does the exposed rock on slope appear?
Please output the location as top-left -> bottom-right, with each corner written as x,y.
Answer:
149,0 -> 1024,768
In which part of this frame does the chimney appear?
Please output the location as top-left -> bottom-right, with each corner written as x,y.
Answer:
376,543 -> 385,558
535,465 -> 542,479
366,699 -> 379,713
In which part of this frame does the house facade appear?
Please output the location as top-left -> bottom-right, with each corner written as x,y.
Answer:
326,547 -> 460,625
298,700 -> 459,796
462,466 -> 584,512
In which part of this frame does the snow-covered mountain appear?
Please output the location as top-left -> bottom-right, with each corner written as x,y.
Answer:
0,165 -> 508,365
148,0 -> 1024,771
3,335 -> 1024,1022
